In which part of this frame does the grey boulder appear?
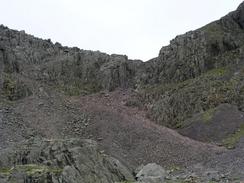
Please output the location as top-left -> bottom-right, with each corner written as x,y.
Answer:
136,163 -> 166,183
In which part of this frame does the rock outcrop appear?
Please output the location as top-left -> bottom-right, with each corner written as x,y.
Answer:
0,138 -> 134,183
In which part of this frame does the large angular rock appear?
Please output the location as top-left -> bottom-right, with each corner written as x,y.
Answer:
99,54 -> 141,91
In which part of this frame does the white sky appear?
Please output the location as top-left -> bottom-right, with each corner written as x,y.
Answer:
0,0 -> 243,61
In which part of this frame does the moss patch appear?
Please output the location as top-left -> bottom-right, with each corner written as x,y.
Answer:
222,124 -> 244,149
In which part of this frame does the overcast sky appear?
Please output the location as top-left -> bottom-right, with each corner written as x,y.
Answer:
0,0 -> 243,60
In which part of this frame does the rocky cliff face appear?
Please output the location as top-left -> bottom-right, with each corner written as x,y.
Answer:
1,1 -> 244,99
0,25 -> 142,99
140,2 -> 244,85
1,2 -> 244,183
136,2 -> 244,129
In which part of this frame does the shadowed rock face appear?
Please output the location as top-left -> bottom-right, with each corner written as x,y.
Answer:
231,1 -> 244,29
0,138 -> 134,183
179,104 -> 244,143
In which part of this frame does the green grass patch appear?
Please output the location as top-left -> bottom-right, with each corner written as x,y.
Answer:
0,164 -> 63,176
205,67 -> 227,77
140,63 -> 243,129
0,168 -> 12,175
58,82 -> 102,96
142,67 -> 228,97
222,124 -> 244,149
16,164 -> 47,175
165,179 -> 199,183
167,165 -> 182,174
202,108 -> 216,123
2,73 -> 17,99
2,73 -> 32,100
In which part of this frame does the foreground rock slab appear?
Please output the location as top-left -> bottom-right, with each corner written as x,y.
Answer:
0,138 -> 134,183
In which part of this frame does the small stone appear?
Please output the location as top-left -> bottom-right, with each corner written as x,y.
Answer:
97,137 -> 103,141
